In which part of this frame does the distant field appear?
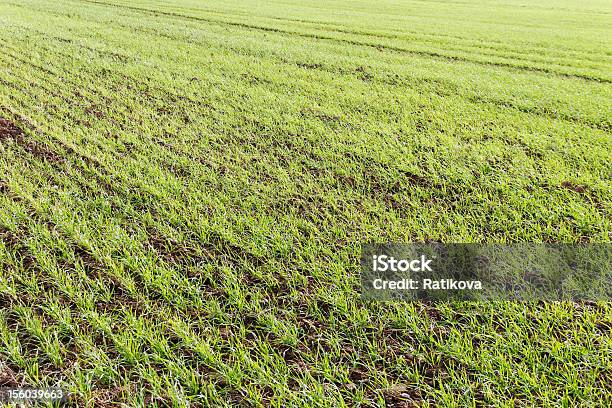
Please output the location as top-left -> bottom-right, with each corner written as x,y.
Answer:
0,0 -> 610,406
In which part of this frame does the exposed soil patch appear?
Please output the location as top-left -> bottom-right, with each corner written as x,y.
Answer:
0,118 -> 23,141
85,104 -> 106,119
355,65 -> 373,81
89,384 -> 135,407
0,226 -> 32,270
1,116 -> 111,189
146,227 -> 266,272
296,61 -> 323,70
382,384 -> 422,407
146,226 -> 206,267
0,226 -> 22,250
0,364 -> 20,387
301,108 -> 342,124
0,118 -> 65,164
561,181 -> 587,194
559,181 -> 605,211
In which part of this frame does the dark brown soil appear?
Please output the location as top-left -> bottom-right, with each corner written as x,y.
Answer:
0,117 -> 65,163
0,118 -> 23,142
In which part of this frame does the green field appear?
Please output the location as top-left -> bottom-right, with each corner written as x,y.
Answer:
0,0 -> 611,406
